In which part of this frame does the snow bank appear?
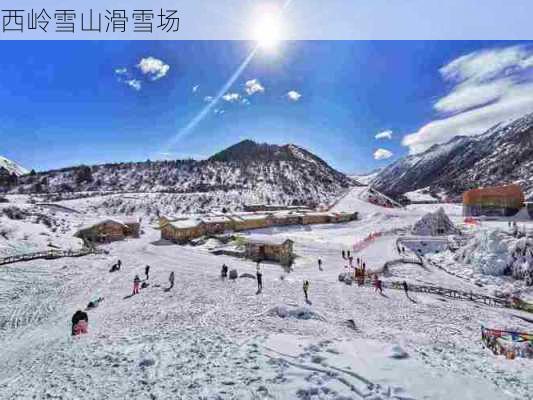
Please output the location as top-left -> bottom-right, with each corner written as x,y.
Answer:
411,207 -> 460,236
270,305 -> 326,321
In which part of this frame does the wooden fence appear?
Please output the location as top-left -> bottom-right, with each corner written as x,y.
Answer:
344,276 -> 517,309
0,248 -> 107,266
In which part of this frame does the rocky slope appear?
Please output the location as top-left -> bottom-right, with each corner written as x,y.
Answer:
372,113 -> 533,200
6,140 -> 354,210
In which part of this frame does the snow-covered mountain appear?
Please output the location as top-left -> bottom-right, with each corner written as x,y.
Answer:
7,140 -> 354,210
372,113 -> 533,200
350,168 -> 382,186
0,156 -> 29,177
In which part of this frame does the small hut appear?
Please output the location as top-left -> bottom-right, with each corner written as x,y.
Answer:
159,217 -> 205,243
244,238 -> 295,266
74,219 -> 132,244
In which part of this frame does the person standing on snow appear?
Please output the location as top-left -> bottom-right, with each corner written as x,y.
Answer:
117,259 -> 122,269
256,262 -> 263,292
303,280 -> 310,302
133,274 -> 141,295
169,271 -> 175,289
221,264 -> 228,278
317,258 -> 323,271
402,280 -> 409,296
374,276 -> 383,294
145,265 -> 150,280
71,309 -> 88,336
342,250 -> 346,260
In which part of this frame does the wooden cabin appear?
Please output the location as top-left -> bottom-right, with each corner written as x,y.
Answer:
463,185 -> 524,217
244,238 -> 294,266
201,216 -> 235,234
159,217 -> 205,243
271,212 -> 303,226
74,219 -> 136,244
230,214 -> 270,231
301,212 -> 331,225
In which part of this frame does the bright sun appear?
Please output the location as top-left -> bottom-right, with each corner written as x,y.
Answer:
252,5 -> 283,52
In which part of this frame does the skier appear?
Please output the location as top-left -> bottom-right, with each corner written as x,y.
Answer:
133,274 -> 141,295
303,280 -> 310,302
71,309 -> 88,336
357,257 -> 360,267
347,250 -> 351,259
117,259 -> 122,269
169,271 -> 175,289
256,262 -> 263,292
342,250 -> 346,260
402,280 -> 409,296
145,265 -> 150,280
318,258 -> 323,271
221,264 -> 228,278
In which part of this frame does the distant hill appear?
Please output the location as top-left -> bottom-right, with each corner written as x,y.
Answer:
372,113 -> 533,200
5,140 -> 355,213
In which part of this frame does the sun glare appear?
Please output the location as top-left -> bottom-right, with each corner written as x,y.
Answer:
252,5 -> 283,52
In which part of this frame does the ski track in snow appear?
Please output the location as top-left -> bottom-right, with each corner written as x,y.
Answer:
0,187 -> 532,399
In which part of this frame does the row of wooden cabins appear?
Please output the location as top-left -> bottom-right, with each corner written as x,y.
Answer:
159,211 -> 358,244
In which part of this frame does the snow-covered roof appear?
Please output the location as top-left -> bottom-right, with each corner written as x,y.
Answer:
233,214 -> 269,221
201,216 -> 233,224
169,218 -> 203,229
244,237 -> 293,246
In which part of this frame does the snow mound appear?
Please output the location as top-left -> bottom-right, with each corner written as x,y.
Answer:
270,305 -> 325,321
387,344 -> 409,359
411,207 -> 460,236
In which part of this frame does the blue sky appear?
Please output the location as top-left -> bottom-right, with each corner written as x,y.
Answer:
1,40 -> 532,173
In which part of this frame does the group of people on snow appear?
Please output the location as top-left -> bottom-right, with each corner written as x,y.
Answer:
71,260 -> 176,336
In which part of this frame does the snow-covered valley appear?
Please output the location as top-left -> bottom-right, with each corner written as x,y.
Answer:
1,187 -> 532,399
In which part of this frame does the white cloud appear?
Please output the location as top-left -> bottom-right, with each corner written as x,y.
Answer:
115,67 -> 128,75
245,79 -> 265,96
373,148 -> 393,160
192,85 -> 199,93
203,96 -> 214,103
287,90 -> 302,102
137,57 -> 170,80
125,79 -> 142,91
433,79 -> 513,114
375,130 -> 393,140
404,45 -> 533,154
222,92 -> 241,103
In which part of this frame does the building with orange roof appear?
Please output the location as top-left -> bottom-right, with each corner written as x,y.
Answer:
463,184 -> 524,217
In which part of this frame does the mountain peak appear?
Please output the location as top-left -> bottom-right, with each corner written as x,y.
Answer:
209,140 -> 300,163
0,156 -> 29,176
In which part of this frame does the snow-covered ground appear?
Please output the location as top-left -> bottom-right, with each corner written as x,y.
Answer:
0,188 -> 532,399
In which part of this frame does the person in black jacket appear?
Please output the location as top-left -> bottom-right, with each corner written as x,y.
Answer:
71,310 -> 88,336
145,265 -> 150,280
